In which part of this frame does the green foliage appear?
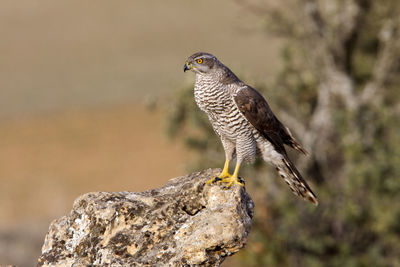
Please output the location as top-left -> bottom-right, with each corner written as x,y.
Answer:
167,1 -> 400,266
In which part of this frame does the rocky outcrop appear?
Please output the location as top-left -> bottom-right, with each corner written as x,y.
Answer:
37,169 -> 254,267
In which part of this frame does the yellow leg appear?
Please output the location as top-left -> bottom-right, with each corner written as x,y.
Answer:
218,160 -> 232,178
206,159 -> 232,185
220,162 -> 245,188
232,162 -> 241,179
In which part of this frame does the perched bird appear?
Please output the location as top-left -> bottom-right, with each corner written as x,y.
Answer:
183,52 -> 318,205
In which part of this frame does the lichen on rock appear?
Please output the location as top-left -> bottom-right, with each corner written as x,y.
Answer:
37,168 -> 254,267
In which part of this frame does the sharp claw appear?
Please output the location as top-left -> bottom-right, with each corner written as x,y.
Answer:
205,179 -> 214,185
214,177 -> 222,182
205,176 -> 245,188
205,176 -> 222,185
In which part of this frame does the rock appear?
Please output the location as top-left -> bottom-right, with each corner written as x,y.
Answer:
37,169 -> 254,267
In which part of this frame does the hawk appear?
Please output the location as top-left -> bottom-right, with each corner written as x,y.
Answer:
183,52 -> 318,205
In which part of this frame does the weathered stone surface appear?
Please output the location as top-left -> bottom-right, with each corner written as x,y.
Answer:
37,169 -> 254,267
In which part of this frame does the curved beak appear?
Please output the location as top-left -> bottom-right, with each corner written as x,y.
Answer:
183,61 -> 191,72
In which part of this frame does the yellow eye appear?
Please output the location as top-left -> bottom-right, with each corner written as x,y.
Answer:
196,58 -> 203,64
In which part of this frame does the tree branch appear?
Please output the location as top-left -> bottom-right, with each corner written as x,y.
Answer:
360,17 -> 400,105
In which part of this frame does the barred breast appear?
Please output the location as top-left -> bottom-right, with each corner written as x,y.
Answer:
194,74 -> 258,163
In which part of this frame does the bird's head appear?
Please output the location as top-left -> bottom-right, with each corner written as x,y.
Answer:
183,52 -> 218,74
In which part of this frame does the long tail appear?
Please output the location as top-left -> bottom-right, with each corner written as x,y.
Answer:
275,158 -> 318,205
283,125 -> 308,155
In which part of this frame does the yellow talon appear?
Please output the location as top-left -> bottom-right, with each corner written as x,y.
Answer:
205,159 -> 231,185
205,177 -> 219,185
221,162 -> 244,187
205,161 -> 244,187
220,177 -> 245,188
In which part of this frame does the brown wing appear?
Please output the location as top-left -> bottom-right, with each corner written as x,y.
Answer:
234,86 -> 307,155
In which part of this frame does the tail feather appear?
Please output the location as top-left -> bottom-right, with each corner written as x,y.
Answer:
287,139 -> 308,155
276,158 -> 318,205
282,125 -> 308,155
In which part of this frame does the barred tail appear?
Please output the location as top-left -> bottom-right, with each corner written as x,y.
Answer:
276,158 -> 318,205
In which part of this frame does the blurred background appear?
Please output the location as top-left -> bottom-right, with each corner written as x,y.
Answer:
1,0 -> 400,266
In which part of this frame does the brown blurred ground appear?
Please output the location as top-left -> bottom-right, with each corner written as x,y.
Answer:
0,0 -> 280,265
0,106 -> 187,225
0,105 -> 189,266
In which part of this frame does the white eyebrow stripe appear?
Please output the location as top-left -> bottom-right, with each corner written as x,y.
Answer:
194,54 -> 215,60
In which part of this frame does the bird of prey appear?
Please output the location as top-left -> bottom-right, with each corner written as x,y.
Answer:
183,52 -> 318,205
